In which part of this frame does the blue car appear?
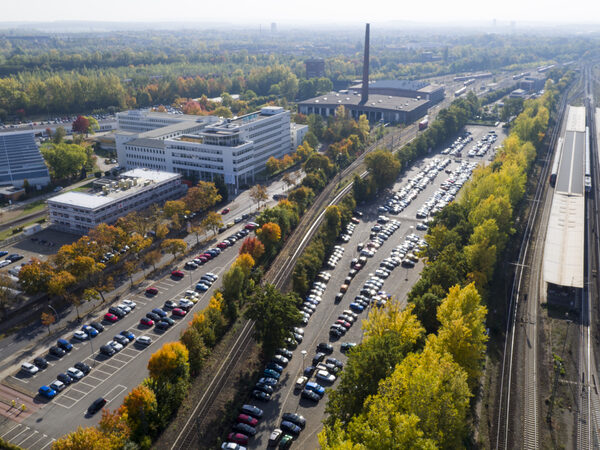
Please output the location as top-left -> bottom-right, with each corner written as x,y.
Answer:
152,308 -> 167,318
120,330 -> 135,341
0,251 -> 8,257
305,381 -> 325,397
349,302 -> 364,313
196,283 -> 209,291
263,369 -> 281,379
57,338 -> 73,352
82,325 -> 98,337
38,385 -> 57,399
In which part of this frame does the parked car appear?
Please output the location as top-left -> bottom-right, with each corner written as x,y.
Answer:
73,330 -> 89,341
87,397 -> 107,415
136,336 -> 152,346
67,367 -> 85,380
90,322 -> 105,332
57,373 -> 73,385
21,362 -> 39,375
104,313 -> 119,322
280,420 -> 301,437
316,342 -> 333,354
33,357 -> 48,369
38,385 -> 57,399
237,414 -> 259,427
57,339 -> 72,352
82,325 -> 98,337
99,345 -> 116,357
120,330 -> 135,342
74,362 -> 91,374
145,286 -> 158,295
301,389 -> 320,402
281,413 -> 306,429
240,404 -> 263,418
48,346 -> 66,358
172,308 -> 187,317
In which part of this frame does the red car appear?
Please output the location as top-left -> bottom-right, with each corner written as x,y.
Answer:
336,319 -> 351,329
217,242 -> 228,249
197,255 -> 208,263
104,313 -> 118,322
227,433 -> 249,445
237,413 -> 258,427
140,317 -> 154,326
145,286 -> 158,295
201,253 -> 212,260
221,208 -> 230,215
351,217 -> 360,224
244,222 -> 258,230
172,308 -> 187,317
171,270 -> 184,278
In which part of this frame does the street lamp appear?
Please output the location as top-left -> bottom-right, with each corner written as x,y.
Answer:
296,350 -> 308,413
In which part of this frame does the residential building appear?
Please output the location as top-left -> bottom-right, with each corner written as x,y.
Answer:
0,130 -> 50,188
47,169 -> 185,233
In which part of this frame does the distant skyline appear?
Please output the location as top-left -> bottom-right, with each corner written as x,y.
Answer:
3,0 -> 600,26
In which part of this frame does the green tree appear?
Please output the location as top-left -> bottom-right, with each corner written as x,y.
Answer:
160,239 -> 187,261
365,149 -> 401,193
201,211 -> 223,236
52,126 -> 66,144
40,142 -> 88,179
180,326 -> 209,376
244,283 -> 302,355
184,181 -> 222,212
120,385 -> 157,442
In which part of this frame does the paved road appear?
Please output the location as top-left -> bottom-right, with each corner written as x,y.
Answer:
246,124 -> 507,449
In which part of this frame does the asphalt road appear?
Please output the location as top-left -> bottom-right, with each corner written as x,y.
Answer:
245,124 -> 507,449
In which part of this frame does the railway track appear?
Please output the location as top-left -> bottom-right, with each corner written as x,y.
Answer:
494,79 -> 571,450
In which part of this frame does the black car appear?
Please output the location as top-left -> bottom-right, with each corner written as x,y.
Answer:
329,327 -> 343,338
301,389 -> 320,402
146,312 -> 161,322
255,383 -> 274,395
282,413 -> 306,428
99,345 -> 116,356
33,356 -> 48,369
252,390 -> 271,402
317,342 -> 334,354
280,420 -> 301,437
303,366 -> 316,377
233,422 -> 257,436
326,358 -> 344,369
90,322 -> 105,332
155,320 -> 170,330
6,254 -> 23,262
74,362 -> 91,374
276,348 -> 293,360
57,373 -> 73,385
108,306 -> 126,318
88,397 -> 107,415
266,362 -> 283,373
49,346 -> 66,357
164,300 -> 177,309
240,404 -> 263,418
161,317 -> 175,326
57,339 -> 73,352
312,352 -> 325,366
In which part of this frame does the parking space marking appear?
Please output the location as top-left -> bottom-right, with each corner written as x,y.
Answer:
39,438 -> 56,449
15,429 -> 38,446
78,380 -> 96,389
68,387 -> 88,396
90,368 -> 112,376
1,423 -> 21,438
9,376 -> 29,384
105,384 -> 127,402
120,348 -> 139,357
112,355 -> 132,364
10,426 -> 30,442
101,362 -> 120,370
53,396 -> 77,408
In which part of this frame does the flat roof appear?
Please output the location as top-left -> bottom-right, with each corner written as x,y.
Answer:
555,130 -> 585,195
566,105 -> 586,132
543,193 -> 584,288
48,169 -> 180,210
298,92 -> 428,112
349,79 -> 429,91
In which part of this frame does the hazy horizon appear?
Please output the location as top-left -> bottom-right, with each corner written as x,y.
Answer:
3,0 -> 600,27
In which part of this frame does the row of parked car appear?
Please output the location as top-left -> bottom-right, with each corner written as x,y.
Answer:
467,131 -> 497,157
441,131 -> 473,156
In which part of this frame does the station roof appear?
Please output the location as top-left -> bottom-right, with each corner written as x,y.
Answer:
566,105 -> 586,132
298,92 -> 428,112
555,130 -> 585,195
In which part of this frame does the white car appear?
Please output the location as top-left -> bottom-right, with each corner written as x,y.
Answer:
67,367 -> 84,380
73,330 -> 89,341
121,299 -> 136,310
136,336 -> 152,346
21,362 -> 39,375
50,380 -> 65,392
185,290 -> 199,299
179,299 -> 194,309
108,341 -> 123,352
316,369 -> 336,383
117,304 -> 131,314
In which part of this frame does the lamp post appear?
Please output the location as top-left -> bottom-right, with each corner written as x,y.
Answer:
295,350 -> 308,413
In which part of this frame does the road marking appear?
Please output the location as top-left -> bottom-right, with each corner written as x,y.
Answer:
16,429 -> 38,446
91,368 -> 112,376
39,438 -> 55,450
105,385 -> 127,402
10,426 -> 30,441
85,375 -> 104,382
68,387 -> 87,396
1,423 -> 21,438
78,380 -> 96,389
102,362 -> 120,370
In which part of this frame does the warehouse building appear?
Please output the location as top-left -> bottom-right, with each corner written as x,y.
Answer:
0,130 -> 50,188
47,169 -> 186,233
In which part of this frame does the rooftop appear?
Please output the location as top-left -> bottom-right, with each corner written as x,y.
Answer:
48,169 -> 180,210
298,92 -> 428,112
566,105 -> 586,132
349,79 -> 430,91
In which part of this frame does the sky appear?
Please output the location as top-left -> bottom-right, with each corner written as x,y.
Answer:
2,0 -> 600,25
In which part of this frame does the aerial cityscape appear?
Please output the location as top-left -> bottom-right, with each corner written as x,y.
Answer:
0,2 -> 599,449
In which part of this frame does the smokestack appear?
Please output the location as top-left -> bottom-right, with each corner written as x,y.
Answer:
361,23 -> 370,104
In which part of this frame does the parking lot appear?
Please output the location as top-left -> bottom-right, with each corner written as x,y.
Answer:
0,222 -> 254,446
242,124 -> 506,449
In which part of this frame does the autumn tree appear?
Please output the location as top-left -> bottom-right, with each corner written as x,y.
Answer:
282,172 -> 295,191
256,222 -> 281,254
201,211 -> 223,237
161,239 -> 187,261
41,312 -> 56,335
0,273 -> 14,310
18,258 -> 55,294
51,426 -> 117,450
122,261 -> 137,287
71,115 -> 90,134
143,249 -> 162,271
180,326 -> 209,376
239,236 -> 265,261
120,385 -> 157,443
184,181 -> 221,212
249,184 -> 269,210
429,283 -> 488,388
163,200 -> 186,228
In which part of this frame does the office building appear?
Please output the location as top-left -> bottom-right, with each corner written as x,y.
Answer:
0,131 -> 50,188
47,169 -> 185,233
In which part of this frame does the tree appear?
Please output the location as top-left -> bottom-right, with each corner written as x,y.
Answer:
430,283 -> 488,388
51,426 -> 119,450
180,326 -> 209,376
120,385 -> 157,442
41,311 -> 56,335
122,261 -> 137,287
249,184 -> 268,210
144,249 -> 162,271
40,142 -> 87,179
239,236 -> 265,261
72,115 -> 90,134
233,253 -> 255,278
201,211 -> 223,237
18,258 -> 55,294
287,186 -> 314,213
245,283 -> 302,355
52,126 -> 66,144
365,149 -> 401,193
161,239 -> 187,261
190,223 -> 205,246
0,273 -> 14,311
282,172 -> 295,191
183,181 -> 222,212
221,265 -> 245,319
163,200 -> 186,228
256,222 -> 281,254
148,341 -> 190,382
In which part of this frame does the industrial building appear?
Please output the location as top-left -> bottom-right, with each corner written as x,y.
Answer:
305,59 -> 326,79
543,106 -> 587,304
297,24 -> 436,125
116,107 -> 295,191
47,169 -> 186,233
0,130 -> 50,188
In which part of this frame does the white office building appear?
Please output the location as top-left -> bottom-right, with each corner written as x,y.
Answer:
116,107 -> 292,191
290,123 -> 309,151
47,169 -> 186,233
